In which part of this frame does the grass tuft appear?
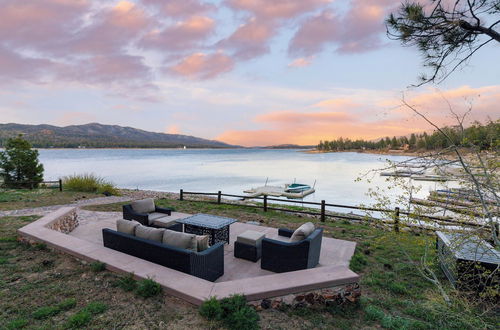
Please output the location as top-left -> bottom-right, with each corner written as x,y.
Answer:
114,273 -> 137,291
83,301 -> 107,315
90,261 -> 106,272
135,278 -> 162,298
62,174 -> 119,195
199,295 -> 259,330
65,311 -> 91,329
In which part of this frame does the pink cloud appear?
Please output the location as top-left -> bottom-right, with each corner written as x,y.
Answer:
288,57 -> 314,68
0,46 -> 53,82
289,0 -> 399,56
165,124 -> 181,134
226,0 -> 330,19
142,0 -> 215,18
168,52 -> 234,79
256,111 -> 355,126
217,18 -> 275,59
58,54 -> 151,85
140,16 -> 215,51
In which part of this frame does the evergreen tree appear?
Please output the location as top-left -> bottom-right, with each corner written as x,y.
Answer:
0,135 -> 44,188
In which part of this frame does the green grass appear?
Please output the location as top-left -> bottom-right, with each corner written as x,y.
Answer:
0,189 -> 101,210
199,295 -> 260,330
135,278 -> 162,298
90,261 -> 106,272
2,195 -> 499,329
62,174 -> 119,195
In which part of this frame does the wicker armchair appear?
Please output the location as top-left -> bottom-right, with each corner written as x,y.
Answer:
261,227 -> 323,273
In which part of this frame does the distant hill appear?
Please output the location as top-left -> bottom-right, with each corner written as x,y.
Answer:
0,123 -> 237,149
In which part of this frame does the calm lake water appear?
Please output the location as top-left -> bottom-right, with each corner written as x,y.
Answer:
38,149 -> 452,209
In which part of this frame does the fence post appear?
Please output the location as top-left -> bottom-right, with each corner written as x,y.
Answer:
321,200 -> 326,222
394,207 -> 400,233
59,179 -> 63,192
180,189 -> 184,201
217,191 -> 221,204
263,195 -> 268,212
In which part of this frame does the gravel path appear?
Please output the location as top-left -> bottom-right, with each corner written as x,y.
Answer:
0,196 -> 132,217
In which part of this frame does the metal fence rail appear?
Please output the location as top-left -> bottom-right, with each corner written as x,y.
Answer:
178,189 -> 489,233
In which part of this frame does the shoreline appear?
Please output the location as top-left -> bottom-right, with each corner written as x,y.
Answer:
302,149 -> 425,157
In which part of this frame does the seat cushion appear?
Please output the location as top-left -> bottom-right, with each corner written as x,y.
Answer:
196,235 -> 210,252
116,219 -> 141,235
131,198 -> 155,214
163,230 -> 197,252
290,222 -> 315,242
151,217 -> 177,228
148,212 -> 169,223
237,230 -> 265,246
135,224 -> 164,242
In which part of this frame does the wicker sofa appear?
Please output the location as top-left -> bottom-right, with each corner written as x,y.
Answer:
261,227 -> 323,273
102,228 -> 224,282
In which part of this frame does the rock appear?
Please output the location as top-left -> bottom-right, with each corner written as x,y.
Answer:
261,299 -> 271,309
271,298 -> 282,309
295,295 -> 305,302
305,293 -> 316,305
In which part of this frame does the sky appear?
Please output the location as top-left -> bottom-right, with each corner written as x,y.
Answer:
0,0 -> 498,147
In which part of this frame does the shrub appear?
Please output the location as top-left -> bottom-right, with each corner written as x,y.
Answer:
90,261 -> 106,272
0,135 -> 44,188
65,311 -> 91,329
199,295 -> 259,330
62,174 -> 118,195
199,297 -> 223,320
115,273 -> 137,292
135,278 -> 162,298
83,302 -> 107,315
33,306 -> 60,320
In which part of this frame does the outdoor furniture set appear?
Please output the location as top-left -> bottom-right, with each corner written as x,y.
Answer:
103,198 -> 323,281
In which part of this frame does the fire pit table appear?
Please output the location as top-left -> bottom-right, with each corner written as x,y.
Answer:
176,213 -> 237,245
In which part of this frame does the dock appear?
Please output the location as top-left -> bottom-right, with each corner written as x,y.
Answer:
243,185 -> 315,199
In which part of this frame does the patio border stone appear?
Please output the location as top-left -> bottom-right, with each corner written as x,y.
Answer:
17,207 -> 360,306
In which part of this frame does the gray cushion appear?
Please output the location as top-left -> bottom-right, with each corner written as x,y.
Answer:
196,235 -> 210,252
148,212 -> 169,224
135,224 -> 164,242
151,217 -> 177,228
236,230 -> 265,246
116,219 -> 140,235
162,230 -> 197,252
290,222 -> 315,242
131,198 -> 155,214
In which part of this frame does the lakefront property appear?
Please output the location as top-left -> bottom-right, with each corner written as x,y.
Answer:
1,0 -> 499,329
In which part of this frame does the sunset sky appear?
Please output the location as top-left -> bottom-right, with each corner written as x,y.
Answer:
1,0 -> 498,146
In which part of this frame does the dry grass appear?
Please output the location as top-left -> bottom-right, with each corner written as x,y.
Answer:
0,189 -> 101,211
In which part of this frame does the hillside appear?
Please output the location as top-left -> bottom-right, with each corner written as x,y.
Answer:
0,123 -> 236,148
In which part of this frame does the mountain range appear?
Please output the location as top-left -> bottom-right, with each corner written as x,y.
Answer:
0,123 -> 236,148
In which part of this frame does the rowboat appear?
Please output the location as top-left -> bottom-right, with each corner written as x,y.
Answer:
285,183 -> 311,193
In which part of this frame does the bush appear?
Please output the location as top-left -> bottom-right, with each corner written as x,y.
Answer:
199,295 -> 259,330
135,278 -> 162,298
62,174 -> 118,195
90,261 -> 106,272
199,297 -> 223,320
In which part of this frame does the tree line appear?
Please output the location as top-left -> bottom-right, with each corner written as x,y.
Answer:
317,121 -> 499,152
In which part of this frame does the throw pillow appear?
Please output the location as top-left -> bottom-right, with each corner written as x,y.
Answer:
162,230 -> 197,251
116,219 -> 140,235
135,225 -> 164,242
196,235 -> 210,252
290,222 -> 315,242
131,198 -> 155,214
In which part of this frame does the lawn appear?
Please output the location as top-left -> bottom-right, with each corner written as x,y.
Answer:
0,189 -> 101,211
1,192 -> 497,329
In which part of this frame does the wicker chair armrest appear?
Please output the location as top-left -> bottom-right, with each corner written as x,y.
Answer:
155,206 -> 173,215
278,228 -> 294,237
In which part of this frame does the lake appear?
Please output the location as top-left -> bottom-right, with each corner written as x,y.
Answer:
38,149 -> 453,210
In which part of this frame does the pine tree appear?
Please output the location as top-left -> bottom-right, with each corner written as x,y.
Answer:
0,135 -> 44,188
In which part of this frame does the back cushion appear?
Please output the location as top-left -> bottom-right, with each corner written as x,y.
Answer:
131,198 -> 155,214
116,219 -> 140,235
135,225 -> 164,242
163,230 -> 197,252
290,222 -> 315,242
196,235 -> 210,252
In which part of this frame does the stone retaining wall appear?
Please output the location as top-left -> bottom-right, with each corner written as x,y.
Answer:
46,209 -> 78,234
250,282 -> 361,310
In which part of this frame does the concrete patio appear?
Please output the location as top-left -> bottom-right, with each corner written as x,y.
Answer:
18,207 -> 359,305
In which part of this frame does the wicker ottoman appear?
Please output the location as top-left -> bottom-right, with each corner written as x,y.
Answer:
234,230 -> 265,262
